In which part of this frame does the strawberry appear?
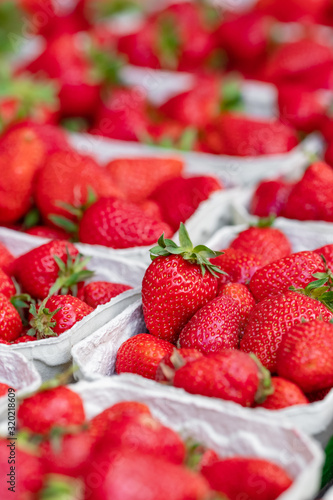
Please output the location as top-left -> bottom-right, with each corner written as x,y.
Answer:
9,121 -> 69,155
29,295 -> 93,339
0,383 -> 11,396
315,244 -> 333,268
116,333 -> 174,380
11,335 -> 37,344
0,293 -> 23,342
240,291 -> 333,372
155,348 -> 204,383
15,240 -> 93,300
257,0 -> 331,23
256,377 -> 309,410
211,248 -> 266,289
249,251 -> 326,302
84,448 -> 211,500
307,387 -> 331,402
117,21 -> 162,70
173,350 -> 272,406
0,242 -> 14,275
149,176 -> 222,233
178,295 -> 242,353
25,225 -> 70,240
18,385 -> 85,434
202,457 -> 293,500
144,121 -> 198,151
77,281 -> 133,308
277,319 -> 333,393
218,282 -> 256,335
263,39 -> 333,90
0,269 -> 15,299
35,149 -> 121,226
283,162 -> 333,222
0,126 -> 45,224
206,114 -> 298,156
250,178 -> 294,218
142,225 -> 222,343
105,157 -> 184,204
325,140 -> 333,167
229,225 -> 292,266
78,197 -> 172,248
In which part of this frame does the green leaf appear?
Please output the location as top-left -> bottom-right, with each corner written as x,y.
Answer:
321,434 -> 333,487
23,207 -> 41,229
306,278 -> 329,290
49,215 -> 78,235
53,256 -> 66,273
178,223 -> 193,250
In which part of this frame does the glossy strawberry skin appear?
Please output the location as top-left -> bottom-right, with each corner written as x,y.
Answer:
230,227 -> 292,266
0,242 -> 15,275
142,255 -> 218,343
202,457 -> 293,500
25,226 -> 70,240
0,269 -> 15,299
0,293 -> 23,342
277,320 -> 333,393
79,197 -> 172,248
178,295 -> 241,354
314,244 -> 333,268
42,295 -> 93,335
17,386 -> 85,434
218,282 -> 256,335
77,281 -> 133,308
173,350 -> 260,407
155,348 -> 204,382
249,251 -> 325,303
15,240 -> 79,300
257,377 -> 309,410
250,179 -> 294,218
11,335 -> 37,344
211,248 -> 266,289
0,383 -> 10,396
240,291 -> 333,372
116,333 -> 174,380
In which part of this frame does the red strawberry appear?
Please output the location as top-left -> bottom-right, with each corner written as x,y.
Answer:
249,251 -> 326,302
142,225 -> 222,343
117,21 -> 161,69
307,387 -> 331,402
0,383 -> 11,396
256,377 -> 309,410
0,242 -> 14,275
0,269 -> 15,299
149,176 -> 222,233
315,244 -> 333,268
105,157 -> 184,204
29,295 -> 93,339
325,140 -> 333,167
202,457 -> 293,500
15,240 -> 92,300
0,127 -> 44,224
250,178 -> 294,217
77,281 -> 133,308
155,348 -> 204,382
18,385 -> 85,434
173,350 -> 272,406
277,319 -> 333,393
218,282 -> 256,335
230,225 -> 292,266
0,293 -> 23,342
211,248 -> 266,289
116,334 -> 174,380
178,295 -> 242,353
283,162 -> 333,222
257,0 -> 330,23
25,225 -> 70,240
36,149 -> 121,226
11,335 -> 37,344
240,291 -> 333,372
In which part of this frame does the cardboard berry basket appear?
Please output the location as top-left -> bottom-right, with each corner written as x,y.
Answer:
68,376 -> 324,500
0,227 -> 144,381
71,296 -> 333,446
323,487 -> 333,499
0,351 -> 41,418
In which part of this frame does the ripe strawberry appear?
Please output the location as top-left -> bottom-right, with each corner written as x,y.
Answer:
249,251 -> 326,302
173,350 -> 272,406
211,248 -> 266,289
240,291 -> 333,372
178,295 -> 242,353
105,157 -> 184,204
307,387 -> 331,402
77,281 -> 133,308
315,244 -> 333,268
149,176 -> 222,233
0,242 -> 14,275
29,295 -> 93,339
11,335 -> 36,344
85,448 -> 211,500
35,149 -> 121,226
325,140 -> 333,167
142,225 -> 222,343
0,293 -> 23,342
18,385 -> 85,434
256,377 -> 309,410
155,348 -> 203,382
79,197 -> 172,248
15,240 -> 92,300
117,21 -> 161,69
257,0 -> 330,23
202,457 -> 293,500
116,334 -> 174,380
283,162 -> 333,222
0,127 -> 44,224
218,282 -> 256,335
25,225 -> 70,240
144,120 -> 198,151
277,320 -> 333,393
0,383 -> 11,396
250,178 -> 294,217
0,269 -> 15,299
206,114 -> 298,156
230,225 -> 292,266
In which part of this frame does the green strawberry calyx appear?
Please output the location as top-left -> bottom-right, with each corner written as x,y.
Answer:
49,248 -> 94,297
27,298 -> 61,340
150,223 -> 226,277
250,354 -> 274,404
40,475 -> 84,500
